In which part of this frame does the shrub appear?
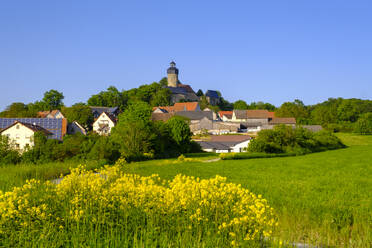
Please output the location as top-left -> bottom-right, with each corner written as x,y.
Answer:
248,125 -> 344,154
354,113 -> 372,135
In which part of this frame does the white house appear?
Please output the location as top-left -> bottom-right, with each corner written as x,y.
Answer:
0,121 -> 52,151
196,135 -> 252,153
37,110 -> 65,119
93,112 -> 117,135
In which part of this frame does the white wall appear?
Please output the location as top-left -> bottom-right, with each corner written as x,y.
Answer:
231,140 -> 251,153
1,124 -> 35,151
93,113 -> 115,135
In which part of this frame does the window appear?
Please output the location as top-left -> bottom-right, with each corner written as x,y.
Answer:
16,134 -> 20,139
15,143 -> 20,149
16,124 -> 20,129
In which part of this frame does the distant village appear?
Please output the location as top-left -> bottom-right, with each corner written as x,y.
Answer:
0,62 -> 322,154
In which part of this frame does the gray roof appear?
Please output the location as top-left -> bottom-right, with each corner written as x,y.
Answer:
0,118 -> 65,140
205,90 -> 220,99
164,86 -> 187,95
90,106 -> 119,118
233,110 -> 247,119
167,61 -> 179,74
197,141 -> 231,151
175,111 -> 213,120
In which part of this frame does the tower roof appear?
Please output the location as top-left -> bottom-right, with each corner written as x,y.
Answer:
167,61 -> 179,74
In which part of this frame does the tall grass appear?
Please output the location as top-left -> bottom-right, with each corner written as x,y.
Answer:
121,134 -> 372,247
0,160 -> 104,192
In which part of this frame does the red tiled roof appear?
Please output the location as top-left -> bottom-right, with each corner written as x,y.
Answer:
37,110 -> 61,118
173,102 -> 199,111
154,102 -> 199,113
268,112 -> 275,118
210,135 -> 252,142
246,110 -> 270,118
269,117 -> 296,124
218,111 -> 233,119
151,113 -> 174,121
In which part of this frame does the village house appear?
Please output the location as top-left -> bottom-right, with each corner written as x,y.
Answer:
196,135 -> 252,153
92,112 -> 117,135
0,121 -> 52,151
218,111 -> 233,122
90,106 -> 120,119
37,110 -> 65,119
0,118 -> 67,141
153,102 -> 201,113
205,90 -> 220,106
67,121 -> 87,135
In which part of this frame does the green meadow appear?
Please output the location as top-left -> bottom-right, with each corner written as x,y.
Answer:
0,133 -> 371,247
122,133 -> 372,247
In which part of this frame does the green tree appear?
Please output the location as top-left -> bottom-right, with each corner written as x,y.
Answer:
42,90 -> 64,110
159,77 -> 168,86
61,103 -> 94,128
354,113 -> 372,134
150,88 -> 171,107
248,101 -> 276,111
167,116 -> 192,153
276,99 -> 310,121
196,89 -> 204,97
0,103 -> 29,117
111,101 -> 155,161
233,100 -> 248,110
88,86 -> 127,110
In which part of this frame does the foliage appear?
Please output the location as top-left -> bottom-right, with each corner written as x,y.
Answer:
0,136 -> 21,164
233,100 -> 248,110
248,101 -> 276,111
0,166 -> 276,247
87,86 -> 127,110
61,103 -> 94,128
42,89 -> 64,110
111,101 -> 154,161
275,99 -> 310,122
354,112 -> 372,134
196,89 -> 204,97
247,125 -> 345,154
167,116 -> 193,153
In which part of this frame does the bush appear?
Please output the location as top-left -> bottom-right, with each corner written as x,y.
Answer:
248,125 -> 345,154
354,113 -> 372,134
0,166 -> 277,246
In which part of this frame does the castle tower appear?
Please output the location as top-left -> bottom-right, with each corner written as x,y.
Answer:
167,61 -> 179,87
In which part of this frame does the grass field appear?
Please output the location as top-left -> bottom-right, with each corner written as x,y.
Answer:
120,133 -> 372,247
0,134 -> 370,247
0,160 -> 104,192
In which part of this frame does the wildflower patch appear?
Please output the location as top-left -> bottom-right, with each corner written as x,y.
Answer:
0,165 -> 277,246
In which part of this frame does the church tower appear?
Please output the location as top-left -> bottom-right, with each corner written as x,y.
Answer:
167,61 -> 179,87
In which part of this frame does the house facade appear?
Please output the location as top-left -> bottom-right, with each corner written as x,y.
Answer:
93,112 -> 116,135
196,135 -> 252,153
37,110 -> 65,119
0,121 -> 52,151
0,118 -> 67,140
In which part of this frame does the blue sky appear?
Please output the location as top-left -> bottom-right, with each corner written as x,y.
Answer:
1,0 -> 371,111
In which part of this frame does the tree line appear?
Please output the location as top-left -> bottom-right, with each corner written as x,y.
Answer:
1,79 -> 372,134
0,101 -> 200,165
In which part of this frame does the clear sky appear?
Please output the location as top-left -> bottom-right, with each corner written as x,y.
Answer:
1,0 -> 371,111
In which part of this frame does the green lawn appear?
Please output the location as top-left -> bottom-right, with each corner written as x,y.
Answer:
122,134 -> 372,247
0,134 -> 370,247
